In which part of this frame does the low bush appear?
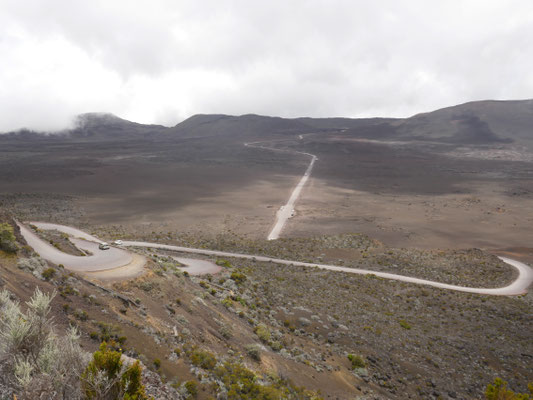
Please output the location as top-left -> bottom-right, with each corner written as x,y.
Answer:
347,354 -> 366,369
184,380 -> 198,398
221,298 -> 233,308
17,257 -> 48,279
42,267 -> 56,281
216,259 -> 232,268
245,344 -> 261,361
81,342 -> 148,399
74,309 -> 89,321
0,288 -> 89,399
230,271 -> 247,285
254,323 -> 271,343
399,319 -> 412,330
214,360 -> 323,399
0,222 -> 18,253
219,325 -> 233,339
190,349 -> 217,370
485,378 -> 533,400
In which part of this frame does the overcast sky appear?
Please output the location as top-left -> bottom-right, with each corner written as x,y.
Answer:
1,0 -> 532,132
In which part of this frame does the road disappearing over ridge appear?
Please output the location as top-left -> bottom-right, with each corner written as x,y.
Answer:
245,138 -> 317,240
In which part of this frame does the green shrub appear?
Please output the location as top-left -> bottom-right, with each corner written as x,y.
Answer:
153,358 -> 161,369
216,259 -> 232,268
190,349 -> 217,370
74,309 -> 89,321
399,319 -> 412,330
245,344 -> 261,361
221,298 -> 233,308
59,284 -> 76,298
0,288 -> 87,398
184,380 -> 198,398
254,323 -> 271,343
0,222 -> 18,253
96,321 -> 122,342
485,378 -> 533,400
42,267 -> 56,281
219,325 -> 233,339
230,271 -> 246,285
81,342 -> 148,399
213,360 -> 322,399
270,341 -> 283,352
347,354 -> 366,369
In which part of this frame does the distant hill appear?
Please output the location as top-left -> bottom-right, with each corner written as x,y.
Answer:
170,99 -> 533,147
2,99 -> 532,147
395,100 -> 533,146
71,113 -> 167,139
170,113 -> 311,138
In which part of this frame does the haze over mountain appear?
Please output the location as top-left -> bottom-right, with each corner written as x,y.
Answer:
3,99 -> 532,148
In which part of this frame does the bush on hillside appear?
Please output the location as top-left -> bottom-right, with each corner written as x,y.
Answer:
254,323 -> 271,343
81,342 -> 148,400
190,349 -> 217,370
17,256 -> 48,279
0,288 -> 89,399
230,271 -> 246,285
485,378 -> 533,400
0,288 -> 154,400
0,222 -> 18,253
347,354 -> 366,369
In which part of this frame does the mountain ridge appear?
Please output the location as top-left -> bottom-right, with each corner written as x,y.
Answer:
2,98 -> 532,147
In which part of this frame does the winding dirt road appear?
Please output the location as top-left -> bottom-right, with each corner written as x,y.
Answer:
17,222 -> 132,272
120,240 -> 533,296
17,219 -> 533,295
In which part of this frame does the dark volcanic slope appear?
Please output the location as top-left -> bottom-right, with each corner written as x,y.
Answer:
170,113 -> 311,139
2,99 -> 532,146
168,99 -> 533,147
72,113 -> 168,139
396,99 -> 533,146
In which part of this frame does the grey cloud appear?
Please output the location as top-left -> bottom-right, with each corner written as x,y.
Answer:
1,0 -> 532,131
